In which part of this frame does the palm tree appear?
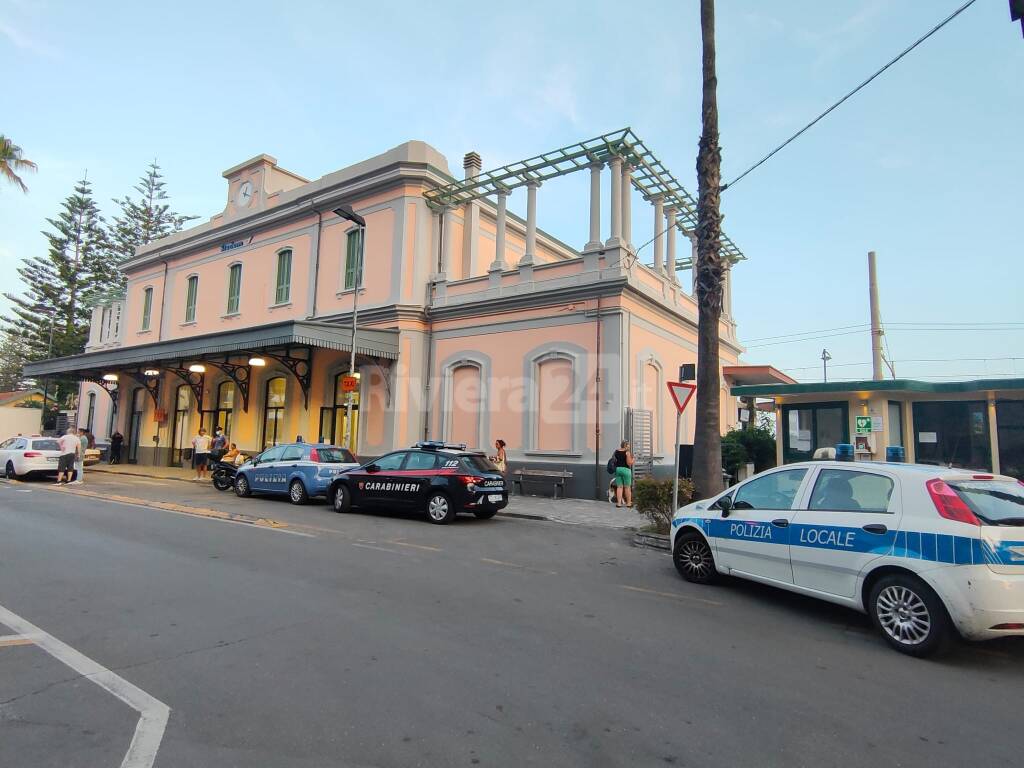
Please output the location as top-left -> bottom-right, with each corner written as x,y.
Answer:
0,136 -> 38,193
691,0 -> 726,499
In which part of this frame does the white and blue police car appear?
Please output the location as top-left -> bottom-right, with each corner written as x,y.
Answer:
234,442 -> 359,504
671,461 -> 1024,656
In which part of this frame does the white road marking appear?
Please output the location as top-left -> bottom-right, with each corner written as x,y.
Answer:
480,557 -> 557,576
0,603 -> 170,768
351,542 -> 402,554
386,539 -> 443,552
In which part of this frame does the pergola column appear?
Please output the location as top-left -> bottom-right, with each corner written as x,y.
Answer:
651,194 -> 665,274
584,161 -> 603,252
621,162 -> 633,251
439,206 -> 455,278
519,180 -> 540,266
665,206 -> 678,283
606,156 -> 623,247
489,189 -> 509,272
688,233 -> 699,293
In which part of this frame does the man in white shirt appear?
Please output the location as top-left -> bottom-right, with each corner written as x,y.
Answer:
55,428 -> 81,485
72,428 -> 89,485
191,427 -> 212,481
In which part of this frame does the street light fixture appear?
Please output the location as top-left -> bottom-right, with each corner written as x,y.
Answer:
821,348 -> 832,383
333,205 -> 366,451
247,357 -> 266,367
188,364 -> 206,374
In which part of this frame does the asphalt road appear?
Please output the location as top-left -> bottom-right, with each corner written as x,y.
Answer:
0,481 -> 1021,768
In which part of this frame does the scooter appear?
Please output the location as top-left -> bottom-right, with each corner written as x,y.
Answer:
211,460 -> 238,492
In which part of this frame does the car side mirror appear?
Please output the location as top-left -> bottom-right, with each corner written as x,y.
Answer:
366,463 -> 380,473
717,495 -> 733,517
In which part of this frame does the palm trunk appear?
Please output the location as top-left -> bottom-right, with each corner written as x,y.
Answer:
692,0 -> 725,500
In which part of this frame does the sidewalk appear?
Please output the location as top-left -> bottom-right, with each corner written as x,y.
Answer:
85,464 -> 640,529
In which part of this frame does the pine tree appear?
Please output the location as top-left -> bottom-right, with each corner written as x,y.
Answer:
109,161 -> 195,287
0,332 -> 31,391
3,175 -> 112,361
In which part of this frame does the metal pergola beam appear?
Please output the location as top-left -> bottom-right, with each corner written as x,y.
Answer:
423,127 -> 745,266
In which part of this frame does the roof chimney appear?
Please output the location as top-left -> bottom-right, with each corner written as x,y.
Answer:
463,151 -> 482,179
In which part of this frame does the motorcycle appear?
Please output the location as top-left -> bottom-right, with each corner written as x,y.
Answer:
211,460 -> 239,492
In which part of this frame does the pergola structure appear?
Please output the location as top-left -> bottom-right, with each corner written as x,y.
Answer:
424,127 -> 745,272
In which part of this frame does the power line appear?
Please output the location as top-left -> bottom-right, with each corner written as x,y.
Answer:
721,0 -> 979,191
743,324 -> 869,343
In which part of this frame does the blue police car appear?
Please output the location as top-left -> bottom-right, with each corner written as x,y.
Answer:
234,442 -> 359,504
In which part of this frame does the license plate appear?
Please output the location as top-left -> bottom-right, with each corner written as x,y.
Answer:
487,494 -> 503,502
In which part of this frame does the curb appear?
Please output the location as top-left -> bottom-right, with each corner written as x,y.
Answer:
633,532 -> 671,551
498,510 -> 550,522
87,467 -> 196,484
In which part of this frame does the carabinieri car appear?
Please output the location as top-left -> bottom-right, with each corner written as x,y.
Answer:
671,461 -> 1024,657
234,442 -> 359,504
329,441 -> 508,524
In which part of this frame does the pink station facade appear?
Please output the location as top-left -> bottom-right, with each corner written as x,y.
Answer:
30,137 -> 747,497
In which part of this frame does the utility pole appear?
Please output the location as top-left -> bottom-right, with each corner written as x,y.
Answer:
868,251 -> 884,381
821,348 -> 832,383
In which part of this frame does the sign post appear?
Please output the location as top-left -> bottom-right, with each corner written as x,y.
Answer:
666,381 -> 697,515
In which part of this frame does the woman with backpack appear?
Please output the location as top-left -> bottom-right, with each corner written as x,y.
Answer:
610,440 -> 635,509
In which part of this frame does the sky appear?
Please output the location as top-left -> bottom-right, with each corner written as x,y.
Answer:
1,0 -> 1021,383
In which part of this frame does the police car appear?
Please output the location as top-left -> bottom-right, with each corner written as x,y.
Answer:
234,442 -> 359,504
329,441 -> 508,524
671,462 -> 1024,656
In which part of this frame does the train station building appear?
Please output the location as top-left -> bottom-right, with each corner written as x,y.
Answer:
24,130 -> 749,497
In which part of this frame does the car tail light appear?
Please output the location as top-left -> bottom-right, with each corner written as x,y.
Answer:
926,478 -> 980,526
309,448 -> 319,462
23,451 -> 42,458
972,474 -> 994,480
458,476 -> 486,485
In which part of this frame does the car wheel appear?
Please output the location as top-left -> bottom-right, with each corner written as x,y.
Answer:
234,473 -> 252,498
473,508 -> 498,520
869,574 -> 952,657
426,492 -> 455,525
673,531 -> 719,584
5,462 -> 18,480
332,484 -> 351,514
288,479 -> 309,505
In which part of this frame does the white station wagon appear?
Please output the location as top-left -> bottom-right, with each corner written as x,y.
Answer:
671,461 -> 1024,656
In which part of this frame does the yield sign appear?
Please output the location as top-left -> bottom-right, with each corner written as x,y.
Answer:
666,381 -> 697,414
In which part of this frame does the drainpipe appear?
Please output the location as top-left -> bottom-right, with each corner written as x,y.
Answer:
157,257 -> 168,341
308,207 -> 323,319
593,293 -> 602,500
422,211 -> 443,441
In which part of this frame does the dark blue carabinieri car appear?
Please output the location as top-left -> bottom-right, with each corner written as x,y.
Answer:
328,441 -> 508,524
234,442 -> 359,504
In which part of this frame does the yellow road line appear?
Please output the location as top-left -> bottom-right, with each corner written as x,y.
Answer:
387,539 -> 443,552
42,485 -> 291,531
0,635 -> 35,647
618,584 -> 722,607
480,557 -> 557,575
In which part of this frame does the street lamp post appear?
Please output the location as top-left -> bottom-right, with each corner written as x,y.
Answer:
821,348 -> 832,383
334,205 -> 366,451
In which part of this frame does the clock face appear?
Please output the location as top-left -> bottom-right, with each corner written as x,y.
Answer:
236,180 -> 254,208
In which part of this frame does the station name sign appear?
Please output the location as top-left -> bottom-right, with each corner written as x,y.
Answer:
220,240 -> 244,252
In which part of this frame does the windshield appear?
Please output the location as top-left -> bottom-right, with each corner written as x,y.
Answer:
949,480 -> 1024,526
461,454 -> 499,473
318,447 -> 356,464
31,440 -> 60,451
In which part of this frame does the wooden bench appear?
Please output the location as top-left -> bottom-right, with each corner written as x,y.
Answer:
513,469 -> 574,499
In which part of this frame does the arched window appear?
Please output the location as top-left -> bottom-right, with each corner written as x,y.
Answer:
184,275 -> 198,323
535,356 -> 573,452
141,286 -> 153,331
448,363 -> 483,449
216,381 -> 235,437
262,377 -> 287,449
642,359 -> 662,454
127,388 -> 145,463
85,391 -> 96,432
171,385 -> 192,465
275,249 -> 292,304
226,263 -> 242,314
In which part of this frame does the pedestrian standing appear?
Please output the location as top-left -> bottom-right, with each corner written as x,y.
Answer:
191,427 -> 212,481
109,430 -> 124,464
613,440 -> 635,509
490,439 -> 508,476
55,428 -> 80,485
210,427 -> 227,460
72,428 -> 88,484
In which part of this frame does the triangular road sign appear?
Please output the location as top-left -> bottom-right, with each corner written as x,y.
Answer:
666,381 -> 697,414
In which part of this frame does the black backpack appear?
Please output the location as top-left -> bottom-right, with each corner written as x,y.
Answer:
606,455 -> 616,475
